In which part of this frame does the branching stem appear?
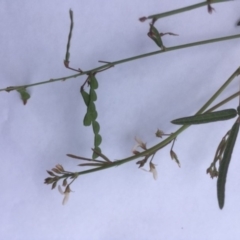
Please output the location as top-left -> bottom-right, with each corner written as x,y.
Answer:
1,34 -> 240,92
58,67 -> 240,179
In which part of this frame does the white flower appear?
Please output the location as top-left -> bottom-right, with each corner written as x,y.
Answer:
149,162 -> 158,180
141,162 -> 158,180
132,137 -> 147,154
58,185 -> 71,205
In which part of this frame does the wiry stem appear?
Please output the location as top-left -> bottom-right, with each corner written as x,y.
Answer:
146,0 -> 231,20
1,33 -> 240,92
58,67 -> 240,178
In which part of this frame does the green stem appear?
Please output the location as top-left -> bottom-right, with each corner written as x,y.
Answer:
65,67 -> 240,177
147,0 -> 231,20
206,91 -> 240,113
1,33 -> 240,92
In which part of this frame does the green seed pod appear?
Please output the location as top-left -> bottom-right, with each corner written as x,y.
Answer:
83,112 -> 92,126
86,108 -> 97,121
94,134 -> 102,147
92,120 -> 100,134
88,101 -> 96,112
92,147 -> 101,159
217,120 -> 239,209
81,90 -> 90,106
90,75 -> 98,89
87,102 -> 97,121
90,89 -> 97,102
171,109 -> 237,125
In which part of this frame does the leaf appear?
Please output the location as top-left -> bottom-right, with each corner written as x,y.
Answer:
90,88 -> 97,101
17,88 -> 30,105
94,134 -> 102,147
81,90 -> 90,106
92,147 -> 101,159
171,109 -> 237,125
92,120 -> 100,134
217,120 -> 239,209
83,112 -> 92,126
148,24 -> 164,49
90,75 -> 98,89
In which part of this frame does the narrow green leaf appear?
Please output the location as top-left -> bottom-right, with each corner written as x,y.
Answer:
17,88 -> 30,105
94,134 -> 102,147
217,120 -> 239,209
83,112 -> 92,126
81,90 -> 90,106
92,121 -> 100,134
90,75 -> 98,89
171,109 -> 237,125
237,106 -> 240,116
92,147 -> 101,159
90,88 -> 97,102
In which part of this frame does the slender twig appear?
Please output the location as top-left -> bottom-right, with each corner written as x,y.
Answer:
66,154 -> 106,163
206,91 -> 240,113
1,33 -> 240,92
146,0 -> 231,20
64,9 -> 74,66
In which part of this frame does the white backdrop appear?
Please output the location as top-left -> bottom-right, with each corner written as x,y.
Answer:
1,0 -> 240,239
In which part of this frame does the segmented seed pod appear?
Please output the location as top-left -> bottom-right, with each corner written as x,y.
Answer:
90,75 -> 98,89
81,90 -> 90,106
171,109 -> 237,125
217,119 -> 239,209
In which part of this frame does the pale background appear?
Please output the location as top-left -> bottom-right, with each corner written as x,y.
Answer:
1,0 -> 240,239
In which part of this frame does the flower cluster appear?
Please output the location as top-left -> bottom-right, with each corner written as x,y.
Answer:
44,164 -> 77,205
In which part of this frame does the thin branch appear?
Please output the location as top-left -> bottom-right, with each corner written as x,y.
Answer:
206,91 -> 240,113
66,154 -> 106,163
1,33 -> 240,92
146,0 -> 231,20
